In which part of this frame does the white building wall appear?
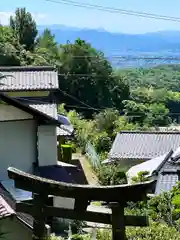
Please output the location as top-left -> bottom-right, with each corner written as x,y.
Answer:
0,105 -> 32,121
38,125 -> 57,166
0,120 -> 36,180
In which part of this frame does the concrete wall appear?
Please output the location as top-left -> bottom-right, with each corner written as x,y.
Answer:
38,125 -> 57,166
0,217 -> 32,240
0,120 -> 36,180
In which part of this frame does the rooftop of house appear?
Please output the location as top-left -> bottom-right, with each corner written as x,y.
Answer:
109,131 -> 180,160
0,66 -> 58,91
29,103 -> 74,136
126,150 -> 173,182
0,195 -> 15,220
155,161 -> 180,195
0,183 -> 33,228
126,145 -> 180,195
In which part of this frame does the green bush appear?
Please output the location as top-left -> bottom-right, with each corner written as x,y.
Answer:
92,131 -> 112,153
96,163 -> 127,185
67,223 -> 180,240
148,190 -> 180,226
131,171 -> 150,183
127,222 -> 180,240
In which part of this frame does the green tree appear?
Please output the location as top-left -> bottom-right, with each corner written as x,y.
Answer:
145,103 -> 171,126
94,108 -> 119,137
10,8 -> 38,51
58,39 -> 129,116
123,100 -> 148,125
0,26 -> 23,65
35,28 -> 60,65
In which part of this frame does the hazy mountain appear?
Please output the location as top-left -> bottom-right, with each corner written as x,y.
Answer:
38,25 -> 180,68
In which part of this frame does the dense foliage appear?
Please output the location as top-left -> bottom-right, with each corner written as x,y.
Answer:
2,7 -> 180,122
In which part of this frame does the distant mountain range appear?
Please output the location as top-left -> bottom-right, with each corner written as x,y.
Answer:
38,25 -> 180,68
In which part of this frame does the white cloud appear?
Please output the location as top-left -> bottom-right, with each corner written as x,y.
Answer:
0,11 -> 47,25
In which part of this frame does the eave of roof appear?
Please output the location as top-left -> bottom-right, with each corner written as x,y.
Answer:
0,66 -> 56,72
0,93 -> 59,125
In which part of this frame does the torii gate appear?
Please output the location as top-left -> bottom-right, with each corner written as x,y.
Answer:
8,167 -> 155,240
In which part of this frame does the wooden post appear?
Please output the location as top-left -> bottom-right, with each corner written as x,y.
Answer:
110,202 -> 126,240
32,194 -> 47,240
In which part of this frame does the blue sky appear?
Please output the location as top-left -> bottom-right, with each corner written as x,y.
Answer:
1,0 -> 180,33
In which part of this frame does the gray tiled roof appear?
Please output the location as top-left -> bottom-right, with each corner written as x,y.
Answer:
29,103 -> 57,119
0,184 -> 33,227
29,103 -> 72,136
0,66 -> 58,91
0,195 -> 15,219
57,125 -> 73,136
109,131 -> 180,160
155,162 -> 180,195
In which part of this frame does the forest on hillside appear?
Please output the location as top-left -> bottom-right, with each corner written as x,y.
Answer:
2,8 -> 180,126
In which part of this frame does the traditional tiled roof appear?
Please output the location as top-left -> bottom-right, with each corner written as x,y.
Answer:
109,131 -> 180,160
0,195 -> 15,219
0,184 -> 33,227
57,125 -> 74,136
155,162 -> 180,195
29,103 -> 73,136
126,150 -> 173,184
0,66 -> 58,91
29,103 -> 57,119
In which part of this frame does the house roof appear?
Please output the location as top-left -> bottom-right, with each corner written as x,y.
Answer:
29,103 -> 73,136
0,195 -> 15,219
57,114 -> 74,136
126,150 -> 173,182
0,93 -> 59,125
0,66 -> 58,91
0,183 -> 33,228
155,162 -> 180,195
1,180 -> 32,201
109,131 -> 180,160
154,146 -> 180,194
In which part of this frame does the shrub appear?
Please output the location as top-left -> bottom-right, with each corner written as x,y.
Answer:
49,222 -> 180,240
92,131 -> 111,153
131,171 -> 150,183
96,163 -> 127,185
127,222 -> 180,240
